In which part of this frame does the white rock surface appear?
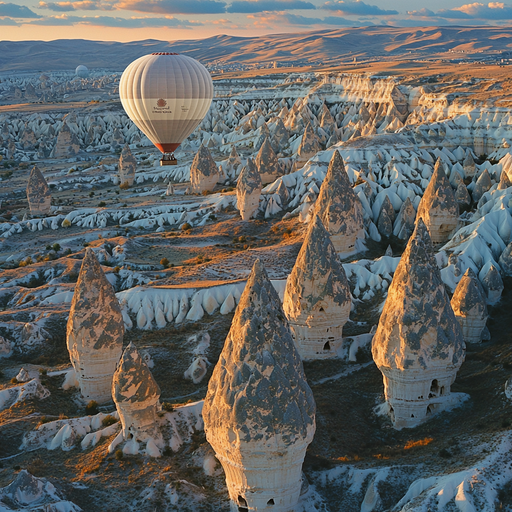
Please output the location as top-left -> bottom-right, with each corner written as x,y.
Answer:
67,248 -> 124,404
255,137 -> 281,184
283,215 -> 351,360
119,143 -> 136,186
236,158 -> 262,221
203,260 -> 315,512
372,220 -> 465,429
190,145 -> 219,194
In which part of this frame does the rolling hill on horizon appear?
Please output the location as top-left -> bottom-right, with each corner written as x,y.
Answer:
2,25 -> 512,73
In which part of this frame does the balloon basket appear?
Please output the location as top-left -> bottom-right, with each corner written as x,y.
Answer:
160,158 -> 177,166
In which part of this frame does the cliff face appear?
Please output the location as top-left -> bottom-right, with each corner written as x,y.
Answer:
67,248 -> 124,404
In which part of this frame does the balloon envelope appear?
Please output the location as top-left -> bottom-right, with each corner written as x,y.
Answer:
75,65 -> 89,78
119,53 -> 213,154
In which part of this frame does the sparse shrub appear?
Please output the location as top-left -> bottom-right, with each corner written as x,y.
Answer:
439,448 -> 452,458
89,191 -> 94,197
10,377 -> 18,384
102,415 -> 118,427
162,402 -> 174,413
59,413 -> 68,420
83,242 -> 89,247
39,368 -> 47,376
115,449 -> 124,460
52,243 -> 61,252
64,248 -> 72,255
122,203 -> 127,207
46,245 -> 52,251
202,190 -> 210,196
163,447 -> 173,457
62,219 -> 71,228
120,182 -> 130,190
113,266 -> 120,273
115,190 -> 120,195
18,257 -> 32,267
98,201 -> 106,207
160,257 -> 169,268
181,223 -> 192,231
85,400 -> 99,415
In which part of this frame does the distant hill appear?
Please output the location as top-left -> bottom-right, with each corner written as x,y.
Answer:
2,26 -> 512,72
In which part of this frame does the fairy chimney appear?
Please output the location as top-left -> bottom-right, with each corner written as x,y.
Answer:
67,249 -> 124,403
499,241 -> 512,276
283,215 -> 351,360
311,150 -> 365,255
393,197 -> 416,240
236,158 -> 262,221
255,137 -> 281,184
451,268 -> 488,344
372,220 -> 465,429
480,263 -> 503,305
190,145 -> 219,194
26,166 -> 51,216
472,169 -> 492,203
113,342 -> 161,442
416,158 -> 459,244
119,144 -> 136,187
203,260 -> 316,512
296,121 -> 321,164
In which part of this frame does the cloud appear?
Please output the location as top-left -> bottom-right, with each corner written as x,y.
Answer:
0,14 -> 19,23
227,0 -> 315,13
248,11 -> 360,26
408,2 -> 512,19
323,0 -> 397,15
0,2 -> 41,17
28,14 -> 201,26
117,0 -> 226,14
39,1 -> 116,11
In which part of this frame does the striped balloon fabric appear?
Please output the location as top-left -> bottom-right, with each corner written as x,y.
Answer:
119,53 -> 213,154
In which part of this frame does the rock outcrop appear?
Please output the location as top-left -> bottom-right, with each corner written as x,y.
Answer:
311,150 -> 365,255
283,215 -> 351,359
113,342 -> 161,442
203,260 -> 315,512
53,121 -> 80,158
480,263 -> 504,305
190,145 -> 219,194
119,144 -> 136,186
451,268 -> 488,344
416,157 -> 459,244
296,121 -> 321,164
255,137 -> 281,184
472,169 -> 492,203
67,248 -> 124,404
372,219 -> 465,429
499,241 -> 512,275
236,158 -> 262,221
393,196 -> 416,240
26,166 -> 51,216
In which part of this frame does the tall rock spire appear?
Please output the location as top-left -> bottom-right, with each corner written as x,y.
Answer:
236,158 -> 262,221
26,166 -> 51,216
255,136 -> 280,184
203,260 -> 315,511
119,144 -> 136,187
113,342 -> 161,442
311,150 -> 365,255
372,219 -> 465,429
416,157 -> 459,243
67,248 -> 124,403
283,215 -> 351,359
190,145 -> 219,194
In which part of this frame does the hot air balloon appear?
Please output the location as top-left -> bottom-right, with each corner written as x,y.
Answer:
119,53 -> 213,166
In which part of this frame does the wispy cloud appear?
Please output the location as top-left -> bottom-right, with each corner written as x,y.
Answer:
0,14 -> 19,23
39,1 -> 116,11
0,2 -> 41,17
323,0 -> 397,15
28,14 -> 201,26
408,2 -> 512,19
117,0 -> 226,14
248,11 -> 361,26
227,0 -> 315,13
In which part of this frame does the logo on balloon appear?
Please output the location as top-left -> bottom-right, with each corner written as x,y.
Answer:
157,99 -> 167,107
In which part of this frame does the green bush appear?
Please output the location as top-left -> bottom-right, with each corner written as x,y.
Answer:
102,415 -> 118,427
181,223 -> 192,231
98,201 -> 106,207
85,400 -> 99,415
115,449 -> 124,460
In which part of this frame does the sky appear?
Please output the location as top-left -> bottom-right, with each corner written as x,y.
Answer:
1,0 -> 512,41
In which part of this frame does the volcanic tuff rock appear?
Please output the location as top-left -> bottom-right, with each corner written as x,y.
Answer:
377,195 -> 395,238
463,149 -> 476,178
393,196 -> 416,240
255,137 -> 280,184
236,158 -> 262,221
499,241 -> 512,275
26,165 -> 51,216
119,143 -> 136,186
455,182 -> 471,208
311,150 -> 364,255
53,121 -> 80,158
372,219 -> 465,429
190,144 -> 219,194
113,342 -> 161,442
283,215 -> 351,360
296,121 -> 321,164
416,157 -> 459,244
480,263 -> 504,305
472,169 -> 492,203
66,248 -> 124,404
203,259 -> 315,512
451,268 -> 488,344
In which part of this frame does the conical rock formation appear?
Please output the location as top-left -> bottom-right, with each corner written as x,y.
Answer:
255,137 -> 281,184
499,241 -> 512,276
451,268 -> 488,344
372,219 -> 465,429
113,342 -> 161,442
480,263 -> 503,305
472,169 -> 492,203
236,158 -> 262,221
283,215 -> 351,360
119,144 -> 136,187
190,145 -> 219,194
67,248 -> 124,403
296,121 -> 321,164
26,166 -> 51,216
203,260 -> 315,512
416,158 -> 459,244
311,150 -> 364,255
393,197 -> 416,240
